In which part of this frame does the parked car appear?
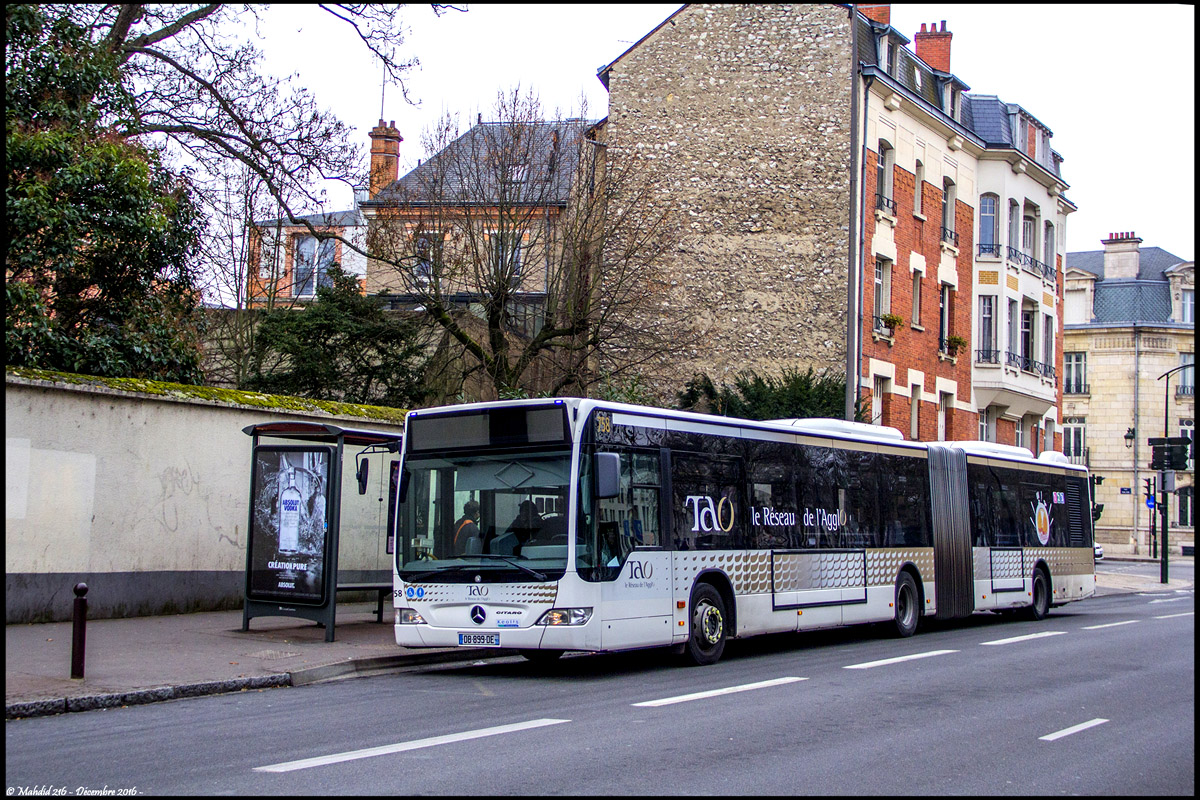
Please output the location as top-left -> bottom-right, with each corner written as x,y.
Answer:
1094,541 -> 1104,561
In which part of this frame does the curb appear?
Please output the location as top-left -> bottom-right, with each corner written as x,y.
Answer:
6,674 -> 290,720
6,649 -> 520,720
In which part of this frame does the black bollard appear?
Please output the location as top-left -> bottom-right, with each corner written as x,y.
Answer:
71,582 -> 88,679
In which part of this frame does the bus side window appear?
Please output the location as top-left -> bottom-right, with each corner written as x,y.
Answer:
671,453 -> 743,550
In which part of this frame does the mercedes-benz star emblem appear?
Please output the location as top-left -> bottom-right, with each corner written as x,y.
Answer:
470,605 -> 486,625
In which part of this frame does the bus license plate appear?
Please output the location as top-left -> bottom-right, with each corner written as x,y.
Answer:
459,632 -> 500,647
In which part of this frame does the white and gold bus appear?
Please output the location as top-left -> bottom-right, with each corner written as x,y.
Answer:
392,399 -> 1096,665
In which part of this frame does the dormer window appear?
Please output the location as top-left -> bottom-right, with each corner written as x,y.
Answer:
887,37 -> 898,75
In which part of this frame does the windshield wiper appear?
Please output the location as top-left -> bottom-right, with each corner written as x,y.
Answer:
403,556 -> 546,583
469,554 -> 547,582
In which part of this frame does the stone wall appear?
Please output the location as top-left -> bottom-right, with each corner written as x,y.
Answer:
604,4 -> 855,398
5,369 -> 405,622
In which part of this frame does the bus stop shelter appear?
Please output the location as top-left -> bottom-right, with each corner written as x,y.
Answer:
242,421 -> 402,642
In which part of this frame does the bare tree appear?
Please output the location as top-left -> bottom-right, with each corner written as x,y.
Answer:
363,89 -> 697,401
38,4 -> 462,241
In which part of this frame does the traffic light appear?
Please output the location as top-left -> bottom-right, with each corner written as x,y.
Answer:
1144,477 -> 1154,499
1091,503 -> 1104,523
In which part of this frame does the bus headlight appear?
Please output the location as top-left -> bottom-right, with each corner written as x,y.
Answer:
535,608 -> 593,626
397,608 -> 426,624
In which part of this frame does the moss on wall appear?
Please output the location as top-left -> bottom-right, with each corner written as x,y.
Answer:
5,366 -> 408,425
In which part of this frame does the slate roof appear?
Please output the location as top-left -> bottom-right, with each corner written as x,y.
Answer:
371,120 -> 598,207
1065,247 -> 1191,324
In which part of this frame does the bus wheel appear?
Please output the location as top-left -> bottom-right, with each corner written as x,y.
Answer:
519,649 -> 563,663
892,572 -> 919,638
685,584 -> 727,666
1024,568 -> 1051,621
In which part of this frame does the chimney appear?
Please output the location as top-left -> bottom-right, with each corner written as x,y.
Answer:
859,3 -> 891,25
1101,231 -> 1143,279
914,20 -> 952,72
368,119 -> 402,199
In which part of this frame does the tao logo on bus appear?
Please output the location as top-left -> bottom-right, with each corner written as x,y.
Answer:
685,495 -> 735,533
628,560 -> 653,580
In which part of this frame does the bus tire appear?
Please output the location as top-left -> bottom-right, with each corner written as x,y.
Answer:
892,572 -> 920,638
1024,567 -> 1051,621
684,584 -> 727,666
519,649 -> 564,663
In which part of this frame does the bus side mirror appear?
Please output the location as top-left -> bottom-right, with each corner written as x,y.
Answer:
595,453 -> 620,499
356,459 -> 370,495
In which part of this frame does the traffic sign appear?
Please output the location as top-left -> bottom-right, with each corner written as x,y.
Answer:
1146,496 -> 1155,509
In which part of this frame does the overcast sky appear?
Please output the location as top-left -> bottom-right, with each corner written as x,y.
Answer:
259,4 -> 1194,260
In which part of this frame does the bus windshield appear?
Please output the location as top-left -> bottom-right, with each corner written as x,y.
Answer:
396,450 -> 572,583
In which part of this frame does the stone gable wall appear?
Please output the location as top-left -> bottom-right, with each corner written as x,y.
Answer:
604,4 -> 855,397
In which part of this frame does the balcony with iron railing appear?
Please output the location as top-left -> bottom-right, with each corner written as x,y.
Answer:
1064,381 -> 1090,395
975,348 -> 1001,365
1066,447 -> 1089,467
977,242 -> 1002,259
941,227 -> 959,248
1006,245 -> 1055,282
875,192 -> 897,216
1178,384 -> 1196,397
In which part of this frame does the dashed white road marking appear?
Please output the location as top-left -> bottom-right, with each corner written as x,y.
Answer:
1149,597 -> 1189,604
1039,718 -> 1109,741
1082,620 -> 1139,630
633,676 -> 806,707
255,718 -> 571,773
842,650 -> 958,670
980,631 -> 1066,646
1154,611 -> 1194,620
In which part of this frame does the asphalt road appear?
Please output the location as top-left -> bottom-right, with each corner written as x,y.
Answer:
6,587 -> 1194,796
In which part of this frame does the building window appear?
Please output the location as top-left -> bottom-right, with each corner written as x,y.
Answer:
938,285 -> 952,351
1044,221 -> 1056,269
1022,214 -> 1036,257
1008,200 -> 1020,251
872,376 -> 890,426
938,392 -> 952,441
1183,288 -> 1195,324
1020,307 -> 1035,370
294,235 -> 335,297
1180,353 -> 1195,396
910,385 -> 921,440
911,272 -> 922,324
414,231 -> 444,287
492,231 -> 523,283
914,160 -> 924,215
1179,486 -> 1194,529
1014,416 -> 1024,449
979,406 -> 993,442
1064,417 -> 1086,463
979,295 -> 996,361
979,194 -> 999,256
1065,352 -> 1087,393
873,257 -> 892,331
1043,314 -> 1054,373
941,177 -> 956,241
876,141 -> 895,213
1007,298 -> 1019,363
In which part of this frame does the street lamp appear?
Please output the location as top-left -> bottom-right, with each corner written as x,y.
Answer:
1124,427 -> 1136,448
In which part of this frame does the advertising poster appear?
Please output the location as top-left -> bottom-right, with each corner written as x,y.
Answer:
248,446 -> 332,605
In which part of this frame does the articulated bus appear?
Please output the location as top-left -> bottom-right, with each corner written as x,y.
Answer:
391,399 -> 1096,665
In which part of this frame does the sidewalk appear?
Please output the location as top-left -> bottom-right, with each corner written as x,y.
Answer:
7,562 -> 1193,720
5,602 -> 516,720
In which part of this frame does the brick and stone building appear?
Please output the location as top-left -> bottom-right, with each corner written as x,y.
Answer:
1063,233 -> 1194,553
600,3 -> 1074,448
